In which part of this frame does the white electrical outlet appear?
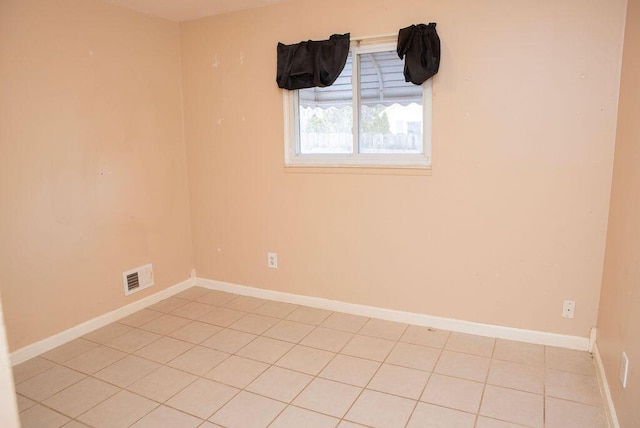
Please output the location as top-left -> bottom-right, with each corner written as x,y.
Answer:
267,252 -> 278,269
562,300 -> 575,319
620,352 -> 629,388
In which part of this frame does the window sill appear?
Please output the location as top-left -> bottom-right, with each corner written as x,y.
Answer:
283,163 -> 432,176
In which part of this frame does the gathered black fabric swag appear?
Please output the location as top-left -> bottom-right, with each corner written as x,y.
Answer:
397,23 -> 441,85
276,33 -> 350,90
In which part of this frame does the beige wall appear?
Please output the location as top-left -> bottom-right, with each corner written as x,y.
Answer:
0,0 -> 193,351
0,0 -> 630,356
597,0 -> 640,425
180,0 -> 626,337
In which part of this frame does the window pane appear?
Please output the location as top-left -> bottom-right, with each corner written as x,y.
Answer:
359,51 -> 423,154
298,54 -> 353,154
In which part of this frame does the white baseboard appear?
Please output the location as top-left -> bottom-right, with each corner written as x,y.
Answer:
10,277 -> 196,366
11,275 -> 592,367
198,278 -> 590,351
593,343 -> 620,428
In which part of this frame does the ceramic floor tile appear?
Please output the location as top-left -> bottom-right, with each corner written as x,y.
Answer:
487,359 -> 544,394
171,301 -> 215,320
479,385 -> 543,427
204,355 -> 269,389
285,307 -> 333,325
246,366 -> 313,402
77,390 -> 158,428
407,402 -> 475,428
196,290 -> 238,307
275,345 -> 335,375
420,373 -> 484,413
167,346 -> 228,376
300,327 -> 354,353
82,323 -> 133,345
106,329 -> 161,353
293,378 -> 362,418
445,332 -> 495,357
166,378 -> 239,419
493,339 -> 544,366
223,296 -> 268,312
198,307 -> 247,327
228,313 -> 279,335
358,318 -> 407,340
209,391 -> 286,428
169,321 -> 222,344
475,417 -> 529,427
385,342 -> 440,372
20,404 -> 70,428
319,354 -> 380,387
545,368 -> 602,406
94,355 -> 161,388
340,335 -> 395,362
118,310 -> 163,328
146,297 -> 190,313
174,287 -> 212,301
321,312 -> 369,333
128,366 -> 198,402
345,390 -> 416,428
131,405 -> 202,428
368,363 -> 429,399
17,394 -> 36,412
63,346 -> 126,374
270,406 -> 339,428
263,319 -> 315,343
139,314 -> 191,335
16,290 -> 610,428
434,350 -> 491,382
545,346 -> 595,376
252,301 -> 299,318
40,339 -> 98,364
400,326 -> 450,349
134,336 -> 193,364
43,377 -> 119,418
545,397 -> 607,428
13,357 -> 56,384
16,366 -> 86,402
235,336 -> 294,364
200,328 -> 256,353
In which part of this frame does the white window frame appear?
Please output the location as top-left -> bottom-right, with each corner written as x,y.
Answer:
284,36 -> 432,169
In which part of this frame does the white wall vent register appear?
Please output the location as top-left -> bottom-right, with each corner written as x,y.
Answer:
123,263 -> 154,296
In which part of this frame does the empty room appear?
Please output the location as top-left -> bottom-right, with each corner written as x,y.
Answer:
0,0 -> 638,427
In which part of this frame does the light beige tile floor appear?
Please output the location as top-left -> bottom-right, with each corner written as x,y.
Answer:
13,286 -> 608,428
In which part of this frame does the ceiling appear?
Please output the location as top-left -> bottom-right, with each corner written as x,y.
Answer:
101,0 -> 290,22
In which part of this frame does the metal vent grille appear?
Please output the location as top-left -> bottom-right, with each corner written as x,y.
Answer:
123,264 -> 153,296
126,272 -> 140,292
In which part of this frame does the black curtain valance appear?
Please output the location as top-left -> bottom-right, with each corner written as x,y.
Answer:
397,23 -> 441,85
276,33 -> 350,90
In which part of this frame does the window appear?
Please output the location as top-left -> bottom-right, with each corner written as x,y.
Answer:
284,37 -> 432,168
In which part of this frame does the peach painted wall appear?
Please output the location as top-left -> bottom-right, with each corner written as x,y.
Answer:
597,0 -> 640,425
0,0 -> 193,351
180,0 -> 626,337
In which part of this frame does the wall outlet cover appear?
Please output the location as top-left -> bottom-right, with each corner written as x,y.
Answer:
562,300 -> 575,319
267,252 -> 278,269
